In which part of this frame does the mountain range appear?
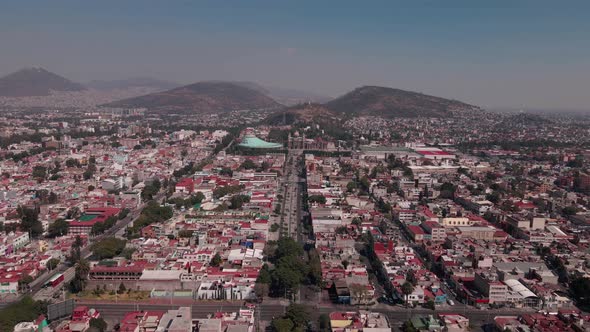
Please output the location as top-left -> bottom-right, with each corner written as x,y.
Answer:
0,67 -> 86,97
324,86 -> 477,118
103,81 -> 282,112
0,67 -> 479,118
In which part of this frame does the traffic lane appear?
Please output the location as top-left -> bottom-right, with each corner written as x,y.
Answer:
85,302 -> 285,322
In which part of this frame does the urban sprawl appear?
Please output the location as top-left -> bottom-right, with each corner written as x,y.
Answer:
1,105 -> 590,332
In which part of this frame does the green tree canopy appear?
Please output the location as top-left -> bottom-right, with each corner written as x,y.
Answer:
48,219 -> 69,237
308,195 -> 327,204
91,237 -> 126,259
210,253 -> 222,267
89,317 -> 108,332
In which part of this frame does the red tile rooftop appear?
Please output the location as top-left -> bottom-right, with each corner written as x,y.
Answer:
407,225 -> 426,234
416,150 -> 452,156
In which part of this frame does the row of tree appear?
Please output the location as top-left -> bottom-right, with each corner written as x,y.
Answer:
256,238 -> 321,299
270,304 -> 311,332
127,201 -> 173,237
167,192 -> 205,209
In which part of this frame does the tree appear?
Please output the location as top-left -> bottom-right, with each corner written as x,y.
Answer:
307,249 -> 323,286
254,283 -> 269,299
141,178 -> 161,200
359,176 -> 371,193
67,206 -> 81,220
118,282 -> 127,294
127,202 -> 173,236
219,167 -> 233,177
47,191 -> 58,204
274,237 -> 304,260
91,237 -> 126,259
439,182 -> 456,199
406,270 -> 417,285
75,259 -> 90,281
210,253 -> 222,267
425,298 -> 435,310
0,296 -> 49,332
18,206 -> 43,238
32,166 -> 47,179
47,219 -> 69,238
401,282 -> 415,307
274,204 -> 282,215
178,229 -> 193,238
319,314 -> 330,332
335,226 -> 348,235
89,317 -> 108,332
272,264 -> 304,297
18,275 -> 34,291
253,263 -> 269,282
66,158 -> 81,168
121,248 -> 137,260
69,246 -> 81,265
346,181 -> 357,192
83,169 -> 95,180
229,194 -> 250,209
74,235 -> 83,248
90,222 -> 105,236
46,258 -> 60,271
403,167 -> 414,178
486,191 -> 501,204
285,304 -> 311,329
240,159 -> 257,170
118,208 -> 130,220
271,318 -> 294,332
351,217 -> 362,226
213,185 -> 244,199
350,283 -> 370,304
308,195 -> 327,204
570,277 -> 590,307
562,206 -> 579,216
342,259 -> 349,270
402,321 -> 417,332
70,258 -> 90,293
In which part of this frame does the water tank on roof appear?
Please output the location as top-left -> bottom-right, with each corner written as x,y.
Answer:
14,322 -> 35,332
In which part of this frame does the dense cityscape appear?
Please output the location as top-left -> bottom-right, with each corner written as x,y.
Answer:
0,89 -> 589,332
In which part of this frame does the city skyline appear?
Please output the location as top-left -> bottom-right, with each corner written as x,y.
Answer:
1,0 -> 589,111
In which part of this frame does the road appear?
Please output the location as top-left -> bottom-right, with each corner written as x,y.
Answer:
80,301 -> 531,327
279,150 -> 303,239
79,301 -> 286,322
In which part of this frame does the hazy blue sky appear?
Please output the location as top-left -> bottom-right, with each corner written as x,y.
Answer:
1,0 -> 589,110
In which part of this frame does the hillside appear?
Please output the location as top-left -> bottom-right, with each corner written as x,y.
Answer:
264,104 -> 336,126
211,81 -> 331,106
325,86 -> 477,118
104,81 -> 282,112
87,77 -> 179,91
0,67 -> 85,97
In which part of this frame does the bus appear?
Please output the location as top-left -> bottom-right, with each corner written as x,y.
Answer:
45,273 -> 64,288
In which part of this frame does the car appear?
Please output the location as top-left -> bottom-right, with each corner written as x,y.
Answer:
447,299 -> 455,306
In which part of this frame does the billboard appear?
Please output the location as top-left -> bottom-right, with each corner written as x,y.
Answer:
47,299 -> 75,321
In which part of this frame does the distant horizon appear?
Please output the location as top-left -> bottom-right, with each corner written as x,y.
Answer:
1,1 -> 590,111
3,65 -> 590,113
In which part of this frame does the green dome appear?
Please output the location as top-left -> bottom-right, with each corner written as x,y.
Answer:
239,134 -> 283,149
